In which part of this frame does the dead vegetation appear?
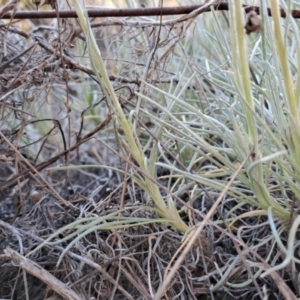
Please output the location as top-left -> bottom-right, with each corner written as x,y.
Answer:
0,1 -> 300,300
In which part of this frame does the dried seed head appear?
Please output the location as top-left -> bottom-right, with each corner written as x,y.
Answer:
245,11 -> 262,34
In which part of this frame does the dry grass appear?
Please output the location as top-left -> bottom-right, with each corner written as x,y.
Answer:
1,1 -> 300,299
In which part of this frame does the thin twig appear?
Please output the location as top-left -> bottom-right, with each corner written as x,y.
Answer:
0,114 -> 112,192
0,247 -> 82,300
0,131 -> 69,206
1,3 -> 300,20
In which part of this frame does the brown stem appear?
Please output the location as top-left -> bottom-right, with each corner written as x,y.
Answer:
1,3 -> 300,20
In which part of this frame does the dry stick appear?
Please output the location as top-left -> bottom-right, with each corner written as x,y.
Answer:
6,44 -> 38,91
2,3 -> 300,20
0,131 -> 69,206
109,156 -> 130,274
0,102 -> 36,117
120,263 -> 151,299
0,219 -> 136,300
0,0 -> 18,18
153,151 -> 253,300
0,215 -> 149,290
0,24 -> 29,38
0,42 -> 37,72
118,156 -> 130,217
0,247 -> 82,300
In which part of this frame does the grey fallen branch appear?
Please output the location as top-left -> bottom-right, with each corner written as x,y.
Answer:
0,247 -> 82,300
